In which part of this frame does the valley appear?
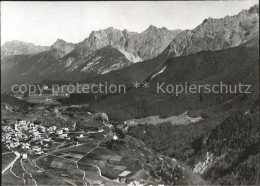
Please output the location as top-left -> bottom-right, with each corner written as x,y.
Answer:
1,100 -> 206,185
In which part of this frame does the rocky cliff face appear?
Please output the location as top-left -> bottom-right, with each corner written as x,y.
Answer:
56,45 -> 132,75
164,4 -> 259,57
1,40 -> 49,58
69,26 -> 182,63
51,39 -> 75,57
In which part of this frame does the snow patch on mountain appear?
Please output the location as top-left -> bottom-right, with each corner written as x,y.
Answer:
151,65 -> 167,80
100,62 -> 124,74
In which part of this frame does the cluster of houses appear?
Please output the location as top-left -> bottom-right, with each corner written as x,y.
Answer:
2,119 -> 71,156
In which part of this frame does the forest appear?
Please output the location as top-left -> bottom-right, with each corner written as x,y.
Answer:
128,103 -> 259,185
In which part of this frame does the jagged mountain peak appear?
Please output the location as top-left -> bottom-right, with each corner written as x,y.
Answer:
90,27 -> 122,35
144,25 -> 161,32
122,29 -> 138,36
72,25 -> 181,63
105,27 -> 115,31
237,4 -> 259,17
51,38 -> 74,47
165,4 -> 259,57
51,39 -> 75,57
52,38 -> 68,44
148,24 -> 158,29
144,25 -> 174,33
248,4 -> 259,14
161,26 -> 170,31
201,17 -> 214,24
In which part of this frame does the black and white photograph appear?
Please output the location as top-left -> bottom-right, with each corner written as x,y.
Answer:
1,0 -> 259,185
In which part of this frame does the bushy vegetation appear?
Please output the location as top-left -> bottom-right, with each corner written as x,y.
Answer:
125,136 -> 189,185
216,153 -> 260,185
151,163 -> 185,185
128,120 -> 217,162
201,108 -> 259,184
128,102 -> 259,185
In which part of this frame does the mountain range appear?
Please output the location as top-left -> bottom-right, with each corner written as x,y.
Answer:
1,4 -> 259,91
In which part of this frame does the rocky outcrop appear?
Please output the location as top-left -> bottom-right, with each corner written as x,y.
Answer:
93,112 -> 109,123
60,46 -> 132,74
193,152 -> 215,174
51,39 -> 75,57
68,26 -> 182,63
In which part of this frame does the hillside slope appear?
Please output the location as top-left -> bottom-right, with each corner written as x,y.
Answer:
1,46 -> 132,91
190,106 -> 259,185
89,45 -> 259,120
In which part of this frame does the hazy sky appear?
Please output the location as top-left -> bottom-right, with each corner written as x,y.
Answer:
1,0 -> 258,46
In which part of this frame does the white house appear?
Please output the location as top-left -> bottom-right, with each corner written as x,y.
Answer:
20,120 -> 27,125
22,153 -> 28,159
48,126 -> 57,132
43,138 -> 51,142
113,135 -> 118,141
59,133 -> 68,139
78,134 -> 84,138
36,151 -> 43,155
62,128 -> 69,132
56,129 -> 63,135
32,146 -> 41,152
43,85 -> 49,90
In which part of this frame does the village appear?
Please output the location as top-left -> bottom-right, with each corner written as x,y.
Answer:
2,119 -> 77,159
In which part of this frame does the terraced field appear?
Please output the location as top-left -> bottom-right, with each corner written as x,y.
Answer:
35,131 -> 161,185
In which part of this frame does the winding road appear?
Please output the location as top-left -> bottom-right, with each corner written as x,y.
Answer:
10,162 -> 26,185
2,151 -> 20,174
20,159 -> 38,186
2,151 -> 34,186
75,141 -> 101,185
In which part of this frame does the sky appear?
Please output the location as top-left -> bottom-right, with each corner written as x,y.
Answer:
1,0 -> 258,46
